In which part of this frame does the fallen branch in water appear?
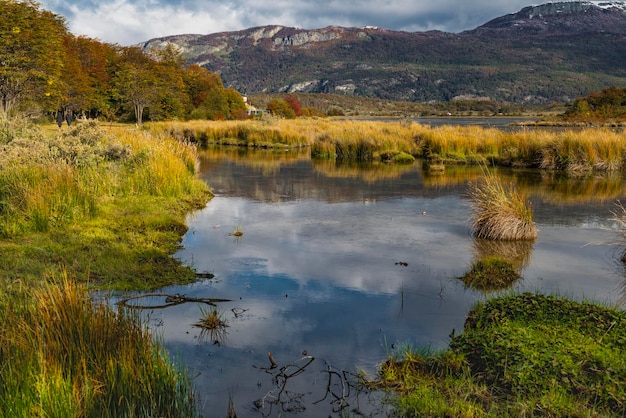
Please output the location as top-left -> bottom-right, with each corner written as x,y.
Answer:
116,293 -> 231,309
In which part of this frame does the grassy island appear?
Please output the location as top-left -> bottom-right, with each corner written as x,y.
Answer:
375,293 -> 626,417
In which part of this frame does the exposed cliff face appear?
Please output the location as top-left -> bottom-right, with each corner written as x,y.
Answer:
140,1 -> 626,104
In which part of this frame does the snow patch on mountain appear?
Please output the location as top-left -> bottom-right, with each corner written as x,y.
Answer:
591,1 -> 626,11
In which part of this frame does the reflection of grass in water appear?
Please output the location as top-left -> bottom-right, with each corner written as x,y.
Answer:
200,147 -> 311,176
459,256 -> 521,291
611,201 -> 626,306
531,171 -> 626,204
313,160 -> 417,183
423,166 -> 626,205
194,307 -> 229,344
472,238 -> 534,270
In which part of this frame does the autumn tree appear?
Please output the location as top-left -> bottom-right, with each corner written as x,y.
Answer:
1,3 -> 244,123
0,0 -> 67,115
565,87 -> 626,120
224,88 -> 247,119
151,44 -> 188,120
267,99 -> 296,118
114,46 -> 161,125
284,94 -> 303,117
59,35 -> 117,119
184,64 -> 245,120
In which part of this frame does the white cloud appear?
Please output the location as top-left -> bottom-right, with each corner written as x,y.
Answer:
39,0 -> 557,45
60,0 -> 242,44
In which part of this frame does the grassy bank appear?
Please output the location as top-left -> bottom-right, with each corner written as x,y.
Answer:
149,119 -> 626,171
376,293 -> 626,417
0,116 -> 210,416
0,277 -> 196,417
0,118 -> 210,289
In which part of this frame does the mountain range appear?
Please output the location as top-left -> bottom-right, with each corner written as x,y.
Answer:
140,1 -> 626,105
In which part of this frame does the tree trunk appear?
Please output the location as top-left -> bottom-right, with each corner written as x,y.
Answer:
134,103 -> 144,125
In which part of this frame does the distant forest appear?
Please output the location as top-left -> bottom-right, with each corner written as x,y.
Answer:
0,0 -> 246,124
564,87 -> 626,121
3,1 -> 626,124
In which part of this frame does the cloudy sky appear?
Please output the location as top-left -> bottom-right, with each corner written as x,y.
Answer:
38,0 -> 560,45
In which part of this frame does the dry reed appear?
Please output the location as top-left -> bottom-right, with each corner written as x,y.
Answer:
469,168 -> 537,241
150,119 -> 626,170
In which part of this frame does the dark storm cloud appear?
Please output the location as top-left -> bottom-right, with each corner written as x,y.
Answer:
38,0 -> 559,45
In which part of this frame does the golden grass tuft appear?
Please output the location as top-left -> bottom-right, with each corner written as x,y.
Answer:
469,169 -> 537,241
194,306 -> 229,344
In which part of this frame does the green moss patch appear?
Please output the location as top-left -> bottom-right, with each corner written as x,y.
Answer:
459,256 -> 521,291
379,293 -> 626,417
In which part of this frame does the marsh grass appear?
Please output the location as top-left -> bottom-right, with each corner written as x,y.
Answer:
459,256 -> 521,292
469,168 -> 537,241
231,224 -> 243,237
0,117 -> 206,416
149,119 -> 422,161
194,306 -> 229,344
152,119 -> 626,171
0,119 -> 210,289
380,293 -> 626,417
0,276 -> 196,417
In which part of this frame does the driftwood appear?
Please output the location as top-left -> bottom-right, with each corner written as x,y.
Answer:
116,293 -> 231,309
253,354 -> 316,415
253,353 -> 368,416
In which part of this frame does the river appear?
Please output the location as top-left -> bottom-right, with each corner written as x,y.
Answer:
116,146 -> 626,417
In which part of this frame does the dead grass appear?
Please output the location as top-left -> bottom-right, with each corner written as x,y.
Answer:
469,168 -> 537,241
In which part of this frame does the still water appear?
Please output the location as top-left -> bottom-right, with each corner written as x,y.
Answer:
119,148 -> 626,417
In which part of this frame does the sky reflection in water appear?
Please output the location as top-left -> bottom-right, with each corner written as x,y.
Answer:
125,149 -> 626,417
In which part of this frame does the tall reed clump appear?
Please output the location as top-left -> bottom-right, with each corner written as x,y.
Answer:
114,129 -> 205,198
469,168 -> 537,240
0,276 -> 196,417
539,129 -> 626,171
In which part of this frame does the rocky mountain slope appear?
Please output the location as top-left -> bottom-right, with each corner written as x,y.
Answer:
140,1 -> 626,104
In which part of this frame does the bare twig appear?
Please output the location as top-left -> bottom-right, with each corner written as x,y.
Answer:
116,293 -> 231,309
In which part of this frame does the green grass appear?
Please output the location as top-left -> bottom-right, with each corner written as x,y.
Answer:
0,116 -> 210,416
0,119 -> 210,289
377,293 -> 626,417
0,277 -> 197,417
459,256 -> 521,292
